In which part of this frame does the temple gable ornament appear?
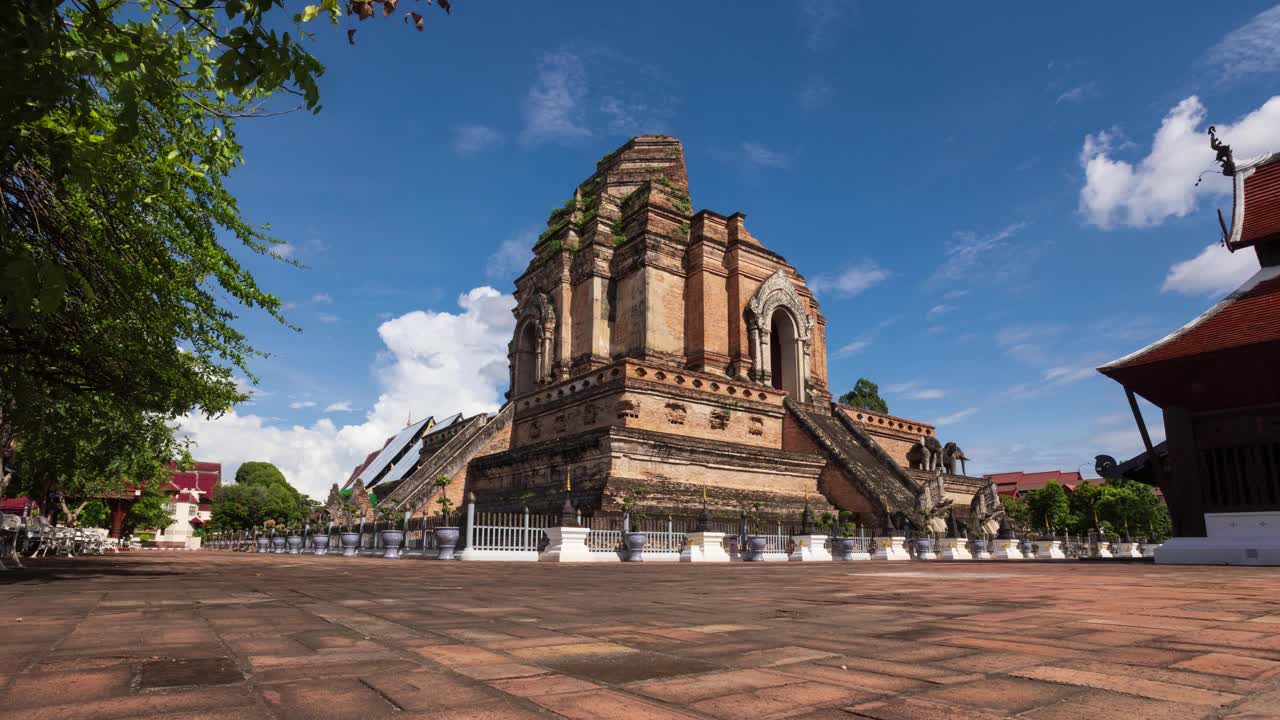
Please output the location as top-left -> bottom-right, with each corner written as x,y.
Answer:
745,270 -> 813,401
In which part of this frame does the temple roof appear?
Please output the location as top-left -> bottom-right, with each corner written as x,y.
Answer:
1227,152 -> 1280,251
1099,265 -> 1280,372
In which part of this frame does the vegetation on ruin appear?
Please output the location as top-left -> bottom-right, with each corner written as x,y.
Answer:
433,474 -> 455,523
838,379 -> 889,414
0,1 -> 447,507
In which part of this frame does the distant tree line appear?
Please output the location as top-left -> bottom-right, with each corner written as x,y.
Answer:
1000,478 -> 1171,541
209,462 -> 317,531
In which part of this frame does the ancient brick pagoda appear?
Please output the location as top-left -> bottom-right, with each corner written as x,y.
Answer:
384,136 -> 996,529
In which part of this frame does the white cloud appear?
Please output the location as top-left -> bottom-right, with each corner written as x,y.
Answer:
936,407 -> 979,426
932,222 -> 1030,284
274,242 -> 295,258
798,0 -> 853,51
312,292 -> 332,303
1203,4 -> 1280,84
907,389 -> 945,400
833,339 -> 870,358
453,124 -> 503,156
926,304 -> 953,319
317,313 -> 339,324
885,381 -> 918,393
1043,366 -> 1094,384
1162,242 -> 1258,296
521,51 -> 591,146
176,287 -> 516,500
324,401 -> 354,413
288,401 -> 318,409
995,324 -> 1064,366
1055,82 -> 1099,104
486,231 -> 535,281
1078,95 -> 1280,228
741,141 -> 790,169
808,261 -> 891,297
942,289 -> 969,300
798,77 -> 833,111
599,95 -> 673,136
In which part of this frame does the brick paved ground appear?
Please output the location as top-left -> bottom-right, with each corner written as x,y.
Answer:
2,554 -> 1280,719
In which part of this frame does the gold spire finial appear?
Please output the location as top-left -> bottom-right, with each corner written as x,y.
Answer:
565,466 -> 572,492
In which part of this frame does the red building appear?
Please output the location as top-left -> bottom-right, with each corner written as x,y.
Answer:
984,471 -> 1097,498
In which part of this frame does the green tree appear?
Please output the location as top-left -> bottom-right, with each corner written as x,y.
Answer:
1068,480 -> 1105,533
999,494 -> 1031,531
211,463 -> 307,529
77,499 -> 111,529
838,378 -> 889,414
1022,481 -> 1074,533
124,482 -> 175,536
0,1 -> 449,506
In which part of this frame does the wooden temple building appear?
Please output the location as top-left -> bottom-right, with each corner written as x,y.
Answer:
1098,133 -> 1280,564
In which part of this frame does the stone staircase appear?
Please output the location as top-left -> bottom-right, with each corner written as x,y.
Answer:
785,397 -> 922,514
383,403 -> 515,513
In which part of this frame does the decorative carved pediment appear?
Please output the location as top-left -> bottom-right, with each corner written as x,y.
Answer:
516,292 -> 556,337
746,269 -> 811,340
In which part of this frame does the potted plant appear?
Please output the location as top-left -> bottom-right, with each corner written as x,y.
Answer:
338,505 -> 361,557
431,475 -> 460,560
621,492 -> 648,562
823,512 -> 860,561
265,519 -> 287,554
745,502 -> 769,561
378,506 -> 406,559
286,522 -> 304,554
310,511 -> 331,556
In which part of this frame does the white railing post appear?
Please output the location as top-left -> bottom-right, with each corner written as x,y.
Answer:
465,497 -> 476,551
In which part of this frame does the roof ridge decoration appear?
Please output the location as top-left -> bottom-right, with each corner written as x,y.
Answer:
1211,125 -> 1280,252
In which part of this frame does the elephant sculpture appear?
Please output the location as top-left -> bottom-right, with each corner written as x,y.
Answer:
907,435 -> 944,471
942,442 -> 969,476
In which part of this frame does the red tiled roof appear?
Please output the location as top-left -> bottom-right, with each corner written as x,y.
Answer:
1233,154 -> 1280,249
1101,268 -> 1280,372
984,471 -> 1091,496
0,497 -> 34,513
166,462 -> 220,504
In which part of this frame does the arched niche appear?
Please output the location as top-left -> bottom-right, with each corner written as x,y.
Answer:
508,293 -> 556,398
746,269 -> 812,402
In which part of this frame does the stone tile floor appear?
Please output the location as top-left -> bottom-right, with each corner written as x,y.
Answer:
2,554 -> 1280,719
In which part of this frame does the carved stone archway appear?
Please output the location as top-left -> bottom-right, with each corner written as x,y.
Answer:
746,270 -> 813,401
508,293 -> 556,397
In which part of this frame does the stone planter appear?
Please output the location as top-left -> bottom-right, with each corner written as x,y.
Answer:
381,530 -> 405,559
832,537 -> 858,561
340,532 -> 360,557
971,539 -> 991,559
311,534 -> 330,556
270,536 -> 287,554
623,532 -> 648,562
914,538 -> 937,560
433,527 -> 460,560
255,536 -> 270,553
286,535 -> 303,554
746,535 -> 769,561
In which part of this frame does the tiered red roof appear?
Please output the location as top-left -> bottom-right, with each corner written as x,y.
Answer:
984,470 -> 1099,497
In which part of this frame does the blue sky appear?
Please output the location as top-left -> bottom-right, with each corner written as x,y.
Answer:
180,1 -> 1280,499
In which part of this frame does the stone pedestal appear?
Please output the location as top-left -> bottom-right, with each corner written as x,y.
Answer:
1035,540 -> 1066,559
1114,542 -> 1142,558
991,538 -> 1023,560
872,536 -> 910,561
1095,543 -> 1114,559
973,541 -> 992,560
1141,543 -> 1160,558
789,535 -> 832,562
939,538 -> 972,560
1155,513 -> 1280,566
538,526 -> 592,562
680,531 -> 730,563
